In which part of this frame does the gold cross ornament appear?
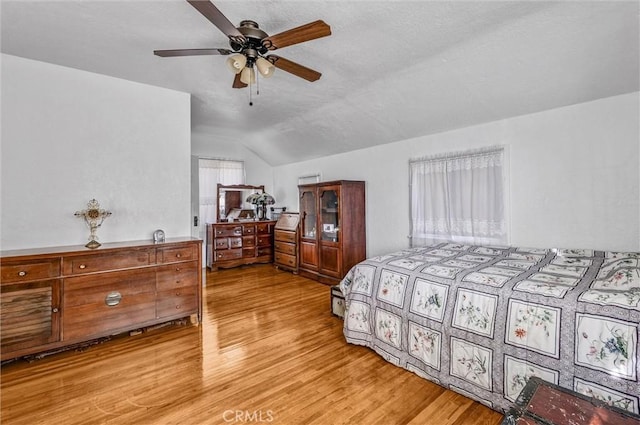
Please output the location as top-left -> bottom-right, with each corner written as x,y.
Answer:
74,199 -> 112,249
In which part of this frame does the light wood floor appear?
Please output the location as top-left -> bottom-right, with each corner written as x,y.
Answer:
1,265 -> 504,425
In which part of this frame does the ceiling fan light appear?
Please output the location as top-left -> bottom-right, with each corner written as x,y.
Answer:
256,57 -> 275,78
226,54 -> 247,74
240,66 -> 256,85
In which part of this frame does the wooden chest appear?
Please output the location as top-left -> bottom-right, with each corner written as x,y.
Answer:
502,377 -> 640,425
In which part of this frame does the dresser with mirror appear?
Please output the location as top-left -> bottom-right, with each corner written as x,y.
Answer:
206,184 -> 276,271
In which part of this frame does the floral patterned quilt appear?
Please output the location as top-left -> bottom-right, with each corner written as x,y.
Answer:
339,243 -> 640,414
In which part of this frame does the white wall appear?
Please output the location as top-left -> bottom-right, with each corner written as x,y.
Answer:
1,54 -> 192,251
273,92 -> 640,256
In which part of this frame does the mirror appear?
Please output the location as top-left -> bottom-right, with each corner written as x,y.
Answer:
217,184 -> 264,222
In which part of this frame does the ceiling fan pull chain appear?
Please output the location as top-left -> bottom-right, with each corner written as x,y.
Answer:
249,79 -> 253,106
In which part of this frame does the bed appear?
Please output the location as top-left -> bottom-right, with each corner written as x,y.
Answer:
339,242 -> 640,414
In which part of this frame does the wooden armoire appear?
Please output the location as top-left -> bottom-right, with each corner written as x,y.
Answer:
298,180 -> 366,285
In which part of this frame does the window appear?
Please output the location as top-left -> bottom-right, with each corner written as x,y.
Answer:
409,146 -> 507,247
199,159 -> 244,226
298,174 -> 321,185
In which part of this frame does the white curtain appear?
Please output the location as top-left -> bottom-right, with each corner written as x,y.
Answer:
410,147 -> 506,247
298,174 -> 321,185
199,159 -> 244,226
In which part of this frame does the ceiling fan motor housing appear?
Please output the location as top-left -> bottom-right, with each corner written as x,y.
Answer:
230,20 -> 269,55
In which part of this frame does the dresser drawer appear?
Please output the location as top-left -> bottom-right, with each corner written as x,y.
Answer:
256,222 -> 272,234
158,244 -> 197,264
275,252 -> 297,268
257,235 -> 272,247
214,249 -> 242,261
242,236 -> 256,247
63,249 -> 154,275
213,237 -> 242,254
274,241 -> 296,255
257,247 -> 272,257
229,237 -> 242,248
64,269 -> 156,306
1,259 -> 61,283
156,286 -> 198,319
214,226 -> 242,238
63,269 -> 156,340
242,225 -> 256,236
156,261 -> 198,291
63,293 -> 156,341
274,230 -> 296,243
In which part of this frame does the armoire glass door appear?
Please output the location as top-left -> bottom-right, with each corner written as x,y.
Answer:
300,189 -> 317,239
320,187 -> 339,242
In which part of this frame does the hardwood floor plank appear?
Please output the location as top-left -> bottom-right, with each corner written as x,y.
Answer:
1,265 -> 504,424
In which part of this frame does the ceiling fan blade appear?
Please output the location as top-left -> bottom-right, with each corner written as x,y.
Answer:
232,73 -> 247,89
154,48 -> 232,57
186,0 -> 245,42
267,55 -> 322,82
263,20 -> 331,50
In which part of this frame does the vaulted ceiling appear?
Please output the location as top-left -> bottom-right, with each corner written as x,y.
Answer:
2,1 -> 638,165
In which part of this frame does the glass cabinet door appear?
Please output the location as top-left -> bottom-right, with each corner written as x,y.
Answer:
300,189 -> 317,239
320,187 -> 339,242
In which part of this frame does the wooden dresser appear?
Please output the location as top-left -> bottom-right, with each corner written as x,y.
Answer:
0,237 -> 202,361
273,213 -> 300,273
206,221 -> 276,270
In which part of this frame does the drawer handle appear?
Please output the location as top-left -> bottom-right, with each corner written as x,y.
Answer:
105,291 -> 122,307
175,267 -> 181,272
18,271 -> 27,277
79,264 -> 87,270
176,253 -> 182,258
52,307 -> 59,313
218,253 -> 223,258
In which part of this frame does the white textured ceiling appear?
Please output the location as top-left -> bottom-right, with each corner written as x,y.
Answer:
2,1 -> 639,165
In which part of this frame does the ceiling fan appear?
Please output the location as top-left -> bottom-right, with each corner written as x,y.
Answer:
154,0 -> 331,93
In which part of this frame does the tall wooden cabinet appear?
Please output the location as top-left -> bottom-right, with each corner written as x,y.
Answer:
298,180 -> 366,284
